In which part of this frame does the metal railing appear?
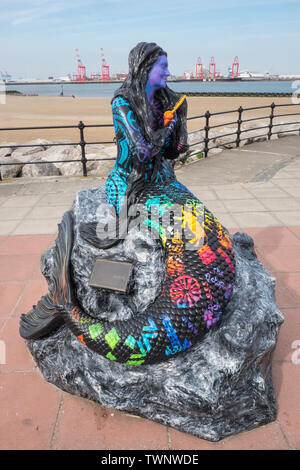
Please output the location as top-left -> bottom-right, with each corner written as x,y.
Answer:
0,101 -> 300,181
186,101 -> 300,160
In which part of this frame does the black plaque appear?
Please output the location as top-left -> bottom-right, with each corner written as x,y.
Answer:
88,258 -> 133,293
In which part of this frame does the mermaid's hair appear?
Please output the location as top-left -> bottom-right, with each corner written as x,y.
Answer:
113,41 -> 188,149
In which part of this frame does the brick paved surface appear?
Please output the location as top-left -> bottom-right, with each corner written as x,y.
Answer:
0,136 -> 299,450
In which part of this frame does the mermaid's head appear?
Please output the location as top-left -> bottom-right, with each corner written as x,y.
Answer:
113,42 -> 187,146
126,42 -> 168,89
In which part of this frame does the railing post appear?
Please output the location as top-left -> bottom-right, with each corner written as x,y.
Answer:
204,110 -> 211,158
268,102 -> 275,140
236,106 -> 243,148
78,120 -> 87,176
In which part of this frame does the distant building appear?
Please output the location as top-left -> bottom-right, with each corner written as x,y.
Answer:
0,72 -> 12,82
239,70 -> 269,79
279,74 -> 300,79
184,71 -> 193,80
57,76 -> 71,82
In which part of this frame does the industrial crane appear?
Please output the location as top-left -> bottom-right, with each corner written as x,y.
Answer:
100,48 -> 110,81
73,49 -> 86,81
195,57 -> 203,79
231,56 -> 239,78
209,56 -> 216,78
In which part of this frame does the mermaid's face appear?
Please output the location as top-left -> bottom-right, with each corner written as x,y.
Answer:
147,55 -> 170,90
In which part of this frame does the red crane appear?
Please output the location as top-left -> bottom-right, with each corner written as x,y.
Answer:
73,49 -> 86,81
100,48 -> 110,81
231,56 -> 239,78
209,56 -> 216,78
195,57 -> 203,79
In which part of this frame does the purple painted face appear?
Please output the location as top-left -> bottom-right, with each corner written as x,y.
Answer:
147,55 -> 170,90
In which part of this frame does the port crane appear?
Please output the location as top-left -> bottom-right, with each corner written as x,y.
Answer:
100,48 -> 110,81
195,57 -> 203,79
209,56 -> 216,78
231,56 -> 239,78
73,49 -> 86,81
91,49 -> 110,81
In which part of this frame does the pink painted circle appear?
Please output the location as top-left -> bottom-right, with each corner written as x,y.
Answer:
170,275 -> 201,308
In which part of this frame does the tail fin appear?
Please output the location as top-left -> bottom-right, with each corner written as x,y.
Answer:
19,210 -> 74,340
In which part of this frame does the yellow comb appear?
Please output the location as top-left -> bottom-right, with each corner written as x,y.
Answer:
164,95 -> 186,126
172,94 -> 186,113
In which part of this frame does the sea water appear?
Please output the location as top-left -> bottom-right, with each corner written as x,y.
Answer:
6,80 -> 296,98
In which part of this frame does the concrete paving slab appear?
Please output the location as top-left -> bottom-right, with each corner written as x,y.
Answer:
52,394 -> 169,451
272,169 -> 297,179
177,136 -> 300,187
289,226 -> 300,238
232,212 -> 282,227
242,181 -> 277,189
203,200 -> 227,213
1,195 -> 41,208
273,178 -> 300,188
214,188 -> 254,200
0,207 -> 31,221
246,187 -> 291,198
211,212 -> 240,228
241,226 -> 300,246
0,184 -> 24,197
223,199 -> 266,212
284,187 -> 300,198
284,161 -> 300,170
20,183 -> 58,195
241,135 -> 300,156
262,198 -> 300,211
0,234 -> 54,256
26,205 -> 71,220
0,220 -> 21,236
12,219 -> 60,235
273,361 -> 300,450
285,169 -> 300,178
187,188 -> 217,201
273,211 -> 300,225
38,193 -> 76,206
0,371 -> 62,450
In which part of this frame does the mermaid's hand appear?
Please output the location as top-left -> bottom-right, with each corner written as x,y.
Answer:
177,141 -> 189,154
168,111 -> 177,128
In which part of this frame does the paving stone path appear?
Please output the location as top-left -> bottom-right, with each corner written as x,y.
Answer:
0,135 -> 299,449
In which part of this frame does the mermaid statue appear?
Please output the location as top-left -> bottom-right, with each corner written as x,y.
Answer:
19,42 -> 236,365
19,42 -> 284,441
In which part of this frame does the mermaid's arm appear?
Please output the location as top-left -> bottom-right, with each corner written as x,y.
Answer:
112,97 -> 176,163
161,100 -> 189,160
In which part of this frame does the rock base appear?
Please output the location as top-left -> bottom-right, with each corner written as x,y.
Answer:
26,230 -> 284,442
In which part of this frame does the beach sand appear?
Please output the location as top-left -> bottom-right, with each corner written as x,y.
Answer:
0,95 -> 297,144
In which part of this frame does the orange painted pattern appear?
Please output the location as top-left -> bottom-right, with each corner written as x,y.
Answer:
166,238 -> 185,277
78,334 -> 86,346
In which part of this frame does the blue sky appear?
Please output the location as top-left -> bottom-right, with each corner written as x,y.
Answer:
1,0 -> 300,78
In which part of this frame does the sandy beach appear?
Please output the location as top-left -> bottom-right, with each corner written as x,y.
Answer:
0,95 -> 297,144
